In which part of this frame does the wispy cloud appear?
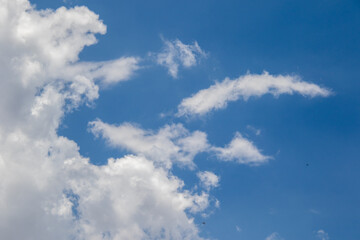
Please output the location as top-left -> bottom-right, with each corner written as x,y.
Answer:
155,38 -> 206,78
247,125 -> 261,136
89,120 -> 270,167
265,232 -> 283,240
89,120 -> 210,169
177,72 -> 331,117
67,57 -> 140,86
317,230 -> 330,240
309,209 -> 321,214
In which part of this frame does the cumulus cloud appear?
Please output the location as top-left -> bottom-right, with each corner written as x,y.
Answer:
156,38 -> 206,78
66,155 -> 209,240
316,230 -> 329,240
0,1 -> 209,239
89,120 -> 210,169
0,1 -> 141,137
197,171 -> 219,190
1,136 -> 209,239
211,132 -> 270,165
177,72 -> 331,117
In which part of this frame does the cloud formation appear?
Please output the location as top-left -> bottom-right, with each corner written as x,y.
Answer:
197,171 -> 220,190
211,132 -> 269,165
67,57 -> 140,86
0,1 -> 333,239
156,38 -> 206,78
89,120 -> 210,169
89,120 -> 269,167
177,72 -> 331,116
317,230 -> 330,240
265,232 -> 283,240
0,1 -> 209,239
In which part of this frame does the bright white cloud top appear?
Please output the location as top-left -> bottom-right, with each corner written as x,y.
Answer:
0,1 -> 210,239
177,72 -> 331,117
156,38 -> 206,78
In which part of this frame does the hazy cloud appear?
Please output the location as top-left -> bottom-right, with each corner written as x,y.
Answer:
265,232 -> 283,240
247,125 -> 261,136
156,38 -> 206,78
317,230 -> 330,240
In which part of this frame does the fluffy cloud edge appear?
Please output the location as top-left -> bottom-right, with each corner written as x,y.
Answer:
89,119 -> 270,167
197,171 -> 220,190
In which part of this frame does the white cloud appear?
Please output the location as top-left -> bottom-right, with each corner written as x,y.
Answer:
265,232 -> 283,240
197,171 -> 219,190
89,120 -> 210,169
177,71 -> 331,117
211,132 -> 270,165
156,38 -> 206,78
0,136 -> 209,239
0,1 -> 209,239
317,230 -> 329,240
67,57 -> 140,86
0,0 -> 140,133
89,120 -> 269,167
66,155 -> 209,240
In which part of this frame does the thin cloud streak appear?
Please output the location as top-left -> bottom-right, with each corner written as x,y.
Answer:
177,72 -> 331,117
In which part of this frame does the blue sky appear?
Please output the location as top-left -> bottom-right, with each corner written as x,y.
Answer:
1,0 -> 359,239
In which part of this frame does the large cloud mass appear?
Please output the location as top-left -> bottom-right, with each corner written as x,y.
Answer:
0,1 -> 210,239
